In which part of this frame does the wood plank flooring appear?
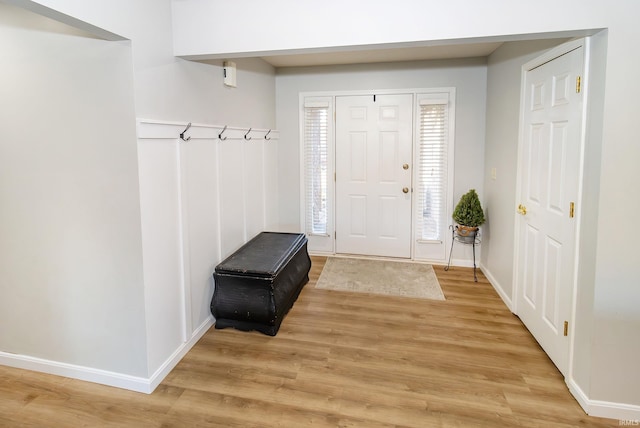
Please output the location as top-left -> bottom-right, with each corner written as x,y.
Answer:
0,256 -> 618,427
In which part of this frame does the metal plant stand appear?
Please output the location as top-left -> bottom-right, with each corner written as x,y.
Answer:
444,225 -> 481,282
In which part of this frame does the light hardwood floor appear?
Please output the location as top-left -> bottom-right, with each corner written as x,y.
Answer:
0,256 -> 618,427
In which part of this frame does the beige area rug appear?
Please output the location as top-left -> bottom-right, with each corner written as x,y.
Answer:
315,257 -> 445,301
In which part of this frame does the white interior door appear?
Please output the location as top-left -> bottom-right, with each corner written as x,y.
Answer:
515,45 -> 584,376
335,94 -> 413,258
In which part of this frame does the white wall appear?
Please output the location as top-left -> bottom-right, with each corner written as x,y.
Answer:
174,0 -> 640,415
2,0 -> 277,391
481,38 -> 569,304
275,59 -> 487,241
0,4 -> 147,376
572,29 -> 607,404
588,26 -> 640,408
171,0 -> 603,58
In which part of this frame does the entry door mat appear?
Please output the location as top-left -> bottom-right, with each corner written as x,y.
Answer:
316,257 -> 445,301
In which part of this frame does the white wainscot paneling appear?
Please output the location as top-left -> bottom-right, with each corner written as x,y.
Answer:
137,139 -> 185,372
244,141 -> 266,239
182,140 -> 221,330
218,140 -> 247,258
136,118 -> 279,381
263,139 -> 280,230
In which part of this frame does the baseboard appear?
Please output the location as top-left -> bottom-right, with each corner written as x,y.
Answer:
147,315 -> 214,393
308,250 -> 335,257
567,378 -> 640,421
0,315 -> 214,394
448,257 -> 478,269
0,350 -> 152,393
478,262 -> 513,311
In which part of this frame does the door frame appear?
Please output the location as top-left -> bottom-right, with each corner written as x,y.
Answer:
512,38 -> 591,380
299,87 -> 456,262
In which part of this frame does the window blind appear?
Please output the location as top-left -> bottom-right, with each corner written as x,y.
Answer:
304,103 -> 329,235
416,102 -> 448,241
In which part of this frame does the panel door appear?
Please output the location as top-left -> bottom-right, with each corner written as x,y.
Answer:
516,47 -> 584,376
335,94 -> 413,258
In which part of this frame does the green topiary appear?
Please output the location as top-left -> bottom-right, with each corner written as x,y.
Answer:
452,189 -> 485,228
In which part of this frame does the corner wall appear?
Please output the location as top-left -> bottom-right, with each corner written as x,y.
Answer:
0,4 -> 147,377
483,32 -> 640,417
2,0 -> 277,390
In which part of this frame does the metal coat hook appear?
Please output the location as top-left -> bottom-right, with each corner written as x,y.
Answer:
244,128 -> 252,140
218,125 -> 228,141
264,129 -> 272,141
180,122 -> 192,141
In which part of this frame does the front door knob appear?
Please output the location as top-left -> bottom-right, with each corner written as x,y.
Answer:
402,163 -> 409,170
402,187 -> 409,194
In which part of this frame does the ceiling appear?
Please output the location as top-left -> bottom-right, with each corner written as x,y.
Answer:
259,41 -> 504,68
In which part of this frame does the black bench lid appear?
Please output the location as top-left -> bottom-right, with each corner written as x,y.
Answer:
215,232 -> 307,278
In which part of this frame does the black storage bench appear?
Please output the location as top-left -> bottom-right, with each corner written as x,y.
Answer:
211,232 -> 311,336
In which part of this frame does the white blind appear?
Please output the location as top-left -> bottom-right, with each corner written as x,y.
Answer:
417,102 -> 448,241
304,104 -> 329,235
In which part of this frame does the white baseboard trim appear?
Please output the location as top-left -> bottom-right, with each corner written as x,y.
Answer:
0,315 -> 214,394
147,315 -> 214,393
0,351 -> 152,393
478,262 -> 513,311
308,250 -> 335,257
444,257 -> 475,268
567,378 -> 640,421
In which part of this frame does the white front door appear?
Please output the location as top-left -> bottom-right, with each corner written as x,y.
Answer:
335,94 -> 413,258
515,45 -> 585,376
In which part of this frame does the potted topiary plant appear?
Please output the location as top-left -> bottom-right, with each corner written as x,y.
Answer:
452,189 -> 485,239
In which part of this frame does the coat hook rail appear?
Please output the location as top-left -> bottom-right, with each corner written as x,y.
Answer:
264,129 -> 271,140
180,122 -> 192,141
218,125 -> 228,141
244,128 -> 252,140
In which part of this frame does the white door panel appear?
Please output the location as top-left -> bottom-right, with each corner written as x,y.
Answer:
516,46 -> 584,376
336,94 -> 413,258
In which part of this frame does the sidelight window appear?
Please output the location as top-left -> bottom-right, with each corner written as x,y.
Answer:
417,101 -> 448,241
413,90 -> 455,262
303,98 -> 331,236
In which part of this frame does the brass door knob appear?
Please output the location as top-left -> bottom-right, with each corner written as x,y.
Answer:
402,187 -> 409,194
517,204 -> 527,215
402,163 -> 409,170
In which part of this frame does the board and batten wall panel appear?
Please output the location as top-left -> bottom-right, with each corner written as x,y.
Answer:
218,140 -> 247,257
244,142 -> 267,241
136,123 -> 278,371
181,140 -> 221,331
137,139 -> 186,375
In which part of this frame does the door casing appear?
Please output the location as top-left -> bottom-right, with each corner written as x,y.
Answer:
513,38 -> 591,380
299,88 -> 456,263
